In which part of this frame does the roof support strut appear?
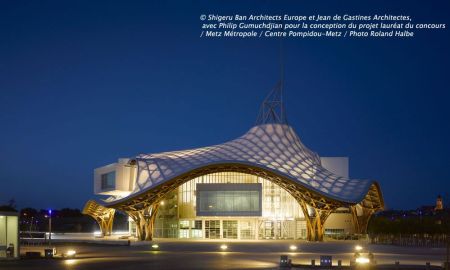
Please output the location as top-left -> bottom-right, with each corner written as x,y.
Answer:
82,200 -> 115,236
350,205 -> 375,234
299,199 -> 334,241
126,203 -> 159,241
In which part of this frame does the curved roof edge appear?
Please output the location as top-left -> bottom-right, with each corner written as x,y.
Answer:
103,162 -> 382,211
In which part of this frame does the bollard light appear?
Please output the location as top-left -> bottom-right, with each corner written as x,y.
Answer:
280,255 -> 289,267
64,250 -> 77,258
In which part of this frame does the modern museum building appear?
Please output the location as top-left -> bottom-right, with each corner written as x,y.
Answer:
83,87 -> 384,241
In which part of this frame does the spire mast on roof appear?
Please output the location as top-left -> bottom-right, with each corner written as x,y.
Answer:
256,36 -> 287,125
256,81 -> 287,125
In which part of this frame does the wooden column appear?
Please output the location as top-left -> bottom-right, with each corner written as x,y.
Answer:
299,200 -> 332,241
314,208 -> 332,241
350,205 -> 375,234
127,203 -> 159,241
82,200 -> 116,237
103,209 -> 115,236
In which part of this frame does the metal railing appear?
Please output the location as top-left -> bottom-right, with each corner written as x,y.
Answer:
370,234 -> 448,248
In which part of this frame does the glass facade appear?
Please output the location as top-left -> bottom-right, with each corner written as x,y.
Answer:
205,220 -> 220,239
222,220 -> 238,239
153,189 -> 178,238
325,228 -> 345,235
101,171 -> 116,190
197,184 -> 261,216
144,171 -> 308,240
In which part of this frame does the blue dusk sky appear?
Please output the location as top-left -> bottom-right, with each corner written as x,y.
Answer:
0,1 -> 449,210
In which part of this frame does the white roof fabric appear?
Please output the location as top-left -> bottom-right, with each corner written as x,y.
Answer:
123,123 -> 373,204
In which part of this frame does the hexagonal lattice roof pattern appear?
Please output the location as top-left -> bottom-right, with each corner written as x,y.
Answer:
124,123 -> 374,204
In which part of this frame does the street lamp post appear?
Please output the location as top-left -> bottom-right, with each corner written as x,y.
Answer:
48,209 -> 52,246
446,235 -> 449,270
30,217 -> 34,232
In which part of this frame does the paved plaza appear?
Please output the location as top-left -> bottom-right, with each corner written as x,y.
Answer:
0,240 -> 446,269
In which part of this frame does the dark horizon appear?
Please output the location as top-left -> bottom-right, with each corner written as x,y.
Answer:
1,1 -> 449,211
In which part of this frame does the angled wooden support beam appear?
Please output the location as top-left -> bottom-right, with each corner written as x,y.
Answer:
298,199 -> 333,241
350,205 -> 360,233
350,205 -> 376,234
100,209 -> 115,236
299,200 -> 315,241
82,200 -> 116,236
314,208 -> 332,241
358,207 -> 375,234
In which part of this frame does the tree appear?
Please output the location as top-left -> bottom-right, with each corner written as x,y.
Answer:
7,198 -> 17,209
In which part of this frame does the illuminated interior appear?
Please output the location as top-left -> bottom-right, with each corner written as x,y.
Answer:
130,172 -> 309,240
0,212 -> 19,259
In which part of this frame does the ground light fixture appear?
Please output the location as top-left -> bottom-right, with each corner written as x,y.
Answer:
289,245 -> 297,251
220,244 -> 228,251
151,244 -> 159,249
355,257 -> 370,264
64,250 -> 77,258
355,245 -> 363,251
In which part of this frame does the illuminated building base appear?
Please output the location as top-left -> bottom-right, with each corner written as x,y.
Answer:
126,172 -> 356,240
